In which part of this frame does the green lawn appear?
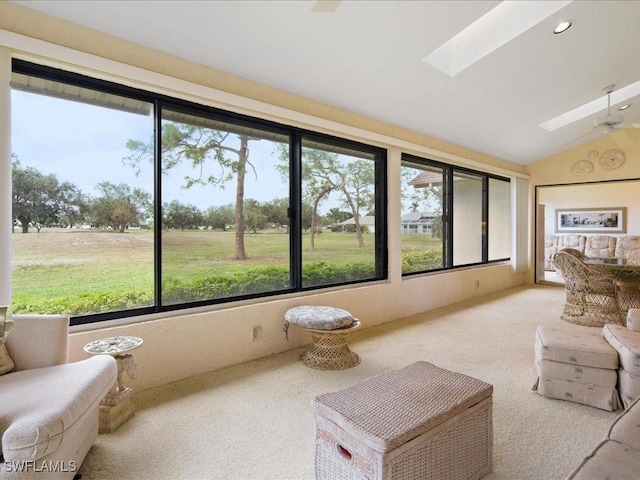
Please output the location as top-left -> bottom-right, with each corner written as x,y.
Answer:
11,228 -> 442,314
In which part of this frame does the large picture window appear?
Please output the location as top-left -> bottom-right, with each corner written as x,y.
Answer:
11,69 -> 155,317
299,138 -> 381,288
401,154 -> 510,275
10,60 -> 387,324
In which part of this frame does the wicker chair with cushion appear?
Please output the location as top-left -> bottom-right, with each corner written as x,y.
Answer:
552,251 -> 625,327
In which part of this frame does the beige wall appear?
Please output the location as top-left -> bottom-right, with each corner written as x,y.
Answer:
68,262 -> 521,391
0,3 -> 529,392
539,181 -> 640,237
527,129 -> 640,277
527,131 -> 640,186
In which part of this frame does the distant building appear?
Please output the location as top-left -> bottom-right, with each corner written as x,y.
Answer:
333,215 -> 376,234
401,212 -> 439,234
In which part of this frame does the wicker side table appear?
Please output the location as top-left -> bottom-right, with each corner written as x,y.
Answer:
284,306 -> 361,370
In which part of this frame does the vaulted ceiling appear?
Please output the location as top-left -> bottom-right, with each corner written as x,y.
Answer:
10,0 -> 640,165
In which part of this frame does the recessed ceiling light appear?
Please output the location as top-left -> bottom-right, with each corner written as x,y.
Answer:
619,104 -> 631,111
553,20 -> 573,34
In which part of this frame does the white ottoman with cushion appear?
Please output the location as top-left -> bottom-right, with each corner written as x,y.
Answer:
603,313 -> 640,409
284,306 -> 360,370
533,324 -> 620,411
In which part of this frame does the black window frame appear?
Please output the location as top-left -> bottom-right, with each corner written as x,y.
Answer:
401,153 -> 510,276
10,59 -> 388,325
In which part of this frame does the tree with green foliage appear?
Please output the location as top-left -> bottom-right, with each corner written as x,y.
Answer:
203,204 -> 235,231
11,157 -> 84,233
56,183 -> 89,228
276,145 -> 374,250
124,123 -> 261,260
243,199 -> 268,234
90,182 -> 151,232
163,200 -> 203,231
260,197 -> 290,230
326,207 -> 352,225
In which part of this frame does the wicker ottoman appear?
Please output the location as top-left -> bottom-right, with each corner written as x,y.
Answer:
313,361 -> 493,480
532,324 -> 620,411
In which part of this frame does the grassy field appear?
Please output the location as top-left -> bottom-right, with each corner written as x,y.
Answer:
11,228 -> 441,313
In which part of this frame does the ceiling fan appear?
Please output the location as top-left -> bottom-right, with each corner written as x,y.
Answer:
560,85 -> 640,149
591,85 -> 640,134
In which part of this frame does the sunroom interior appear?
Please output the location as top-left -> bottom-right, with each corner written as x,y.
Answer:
1,1 -> 640,478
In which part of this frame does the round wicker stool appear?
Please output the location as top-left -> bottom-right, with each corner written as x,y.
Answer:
284,306 -> 361,370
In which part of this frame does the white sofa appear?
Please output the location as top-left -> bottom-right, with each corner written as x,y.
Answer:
544,234 -> 640,271
0,315 -> 117,479
567,394 -> 640,479
564,308 -> 640,478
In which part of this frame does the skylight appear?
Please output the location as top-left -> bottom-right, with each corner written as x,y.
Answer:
423,1 -> 573,77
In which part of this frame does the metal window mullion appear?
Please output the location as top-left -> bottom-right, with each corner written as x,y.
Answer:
444,167 -> 454,268
375,152 -> 388,279
154,100 -> 163,308
482,176 -> 489,263
290,133 -> 302,290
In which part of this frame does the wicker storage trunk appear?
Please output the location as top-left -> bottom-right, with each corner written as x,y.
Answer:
314,362 -> 493,480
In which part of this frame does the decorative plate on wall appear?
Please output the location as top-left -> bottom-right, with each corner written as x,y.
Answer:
570,159 -> 594,176
599,149 -> 625,170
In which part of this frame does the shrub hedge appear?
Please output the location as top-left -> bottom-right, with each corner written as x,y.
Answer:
13,251 -> 442,316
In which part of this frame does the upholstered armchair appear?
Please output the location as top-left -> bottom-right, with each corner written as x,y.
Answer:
0,315 -> 117,479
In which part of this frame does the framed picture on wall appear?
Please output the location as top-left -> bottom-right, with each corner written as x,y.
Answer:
555,207 -> 626,233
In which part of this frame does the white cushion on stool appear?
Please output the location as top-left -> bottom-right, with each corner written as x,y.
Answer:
536,324 -> 618,369
285,306 -> 355,330
603,325 -> 640,376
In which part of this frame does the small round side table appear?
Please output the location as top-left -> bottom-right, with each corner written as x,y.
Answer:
84,336 -> 143,433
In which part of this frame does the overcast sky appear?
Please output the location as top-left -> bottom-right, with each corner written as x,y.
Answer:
11,89 -> 290,210
11,88 -> 422,217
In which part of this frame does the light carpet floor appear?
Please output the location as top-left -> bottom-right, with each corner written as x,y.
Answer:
80,284 -> 619,479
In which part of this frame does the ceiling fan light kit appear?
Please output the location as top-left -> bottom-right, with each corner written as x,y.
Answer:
594,113 -> 625,130
594,85 -> 628,131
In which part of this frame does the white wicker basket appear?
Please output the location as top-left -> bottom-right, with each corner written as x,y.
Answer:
314,362 -> 493,480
